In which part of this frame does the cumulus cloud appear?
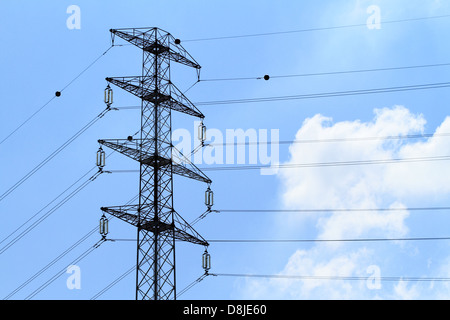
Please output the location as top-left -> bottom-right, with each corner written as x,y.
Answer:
279,106 -> 431,239
241,106 -> 450,299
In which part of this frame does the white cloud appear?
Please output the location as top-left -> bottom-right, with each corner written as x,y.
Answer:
384,116 -> 450,199
240,246 -> 373,300
392,281 -> 420,300
240,106 -> 450,299
279,106 -> 428,239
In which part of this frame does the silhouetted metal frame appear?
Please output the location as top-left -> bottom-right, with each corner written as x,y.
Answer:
99,27 -> 210,300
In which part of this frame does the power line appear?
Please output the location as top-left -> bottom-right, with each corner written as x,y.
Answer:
111,14 -> 450,46
91,206 -> 212,299
24,239 -> 106,300
0,150 -> 115,249
218,207 -> 450,214
201,155 -> 450,171
0,96 -> 56,147
117,81 -> 450,109
108,236 -> 450,244
106,126 -> 450,147
200,62 -> 450,82
0,162 -> 100,248
91,265 -> 136,300
108,154 -> 450,174
213,273 -> 450,283
196,81 -> 450,106
3,227 -> 96,300
183,14 -> 450,42
59,46 -> 114,93
0,45 -> 113,147
91,267 -> 209,300
207,236 -> 450,244
0,107 -> 113,203
5,193 -> 138,300
84,207 -> 450,298
0,169 -> 105,256
207,132 -> 450,147
178,273 -> 209,298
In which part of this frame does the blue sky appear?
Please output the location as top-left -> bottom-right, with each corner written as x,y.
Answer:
1,0 -> 450,300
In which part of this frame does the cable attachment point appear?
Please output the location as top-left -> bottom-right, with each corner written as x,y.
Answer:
104,84 -> 113,107
198,121 -> 207,146
110,31 -> 116,47
202,248 -> 211,275
99,213 -> 109,240
197,68 -> 201,82
96,146 -> 106,171
205,184 -> 214,210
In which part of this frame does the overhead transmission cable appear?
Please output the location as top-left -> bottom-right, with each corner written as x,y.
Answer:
0,106 -> 114,203
213,273 -> 450,283
217,207 -> 450,214
3,228 -> 96,300
0,169 -> 106,256
90,265 -> 136,300
207,132 -> 450,147
24,239 -> 107,300
196,81 -> 450,106
5,193 -> 138,300
0,150 -> 115,253
178,273 -> 210,298
108,236 -> 450,244
183,14 -> 450,42
91,266 -> 209,300
88,205 -> 450,298
108,154 -> 450,174
3,13 -> 447,145
0,165 -> 97,248
201,155 -> 450,171
90,203 -> 213,300
200,62 -> 450,82
207,236 -> 450,244
116,81 -> 450,109
10,130 -> 141,300
97,204 -> 450,297
0,45 -> 114,147
16,16 -> 448,297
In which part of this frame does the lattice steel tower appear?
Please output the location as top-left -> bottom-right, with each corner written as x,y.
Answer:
98,27 -> 212,300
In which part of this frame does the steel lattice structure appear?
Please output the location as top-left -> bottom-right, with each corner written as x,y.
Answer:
98,27 -> 211,300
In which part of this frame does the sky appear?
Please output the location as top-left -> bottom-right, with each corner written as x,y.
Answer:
1,0 -> 450,300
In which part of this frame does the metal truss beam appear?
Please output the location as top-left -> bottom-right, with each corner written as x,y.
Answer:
101,205 -> 209,246
98,139 -> 211,184
110,27 -> 201,70
99,27 -> 210,301
106,77 -> 204,119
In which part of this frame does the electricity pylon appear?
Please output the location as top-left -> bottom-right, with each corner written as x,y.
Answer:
98,27 -> 211,300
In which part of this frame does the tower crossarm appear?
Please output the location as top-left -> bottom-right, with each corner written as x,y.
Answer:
169,82 -> 205,119
98,139 -> 211,184
172,162 -> 211,184
172,210 -> 209,246
101,206 -> 209,246
98,139 -> 143,162
110,28 -> 201,70
106,77 -> 204,118
101,205 -> 141,226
